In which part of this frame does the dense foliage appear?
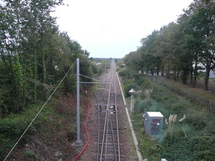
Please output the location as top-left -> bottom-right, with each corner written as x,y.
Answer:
124,0 -> 215,90
0,0 -> 98,116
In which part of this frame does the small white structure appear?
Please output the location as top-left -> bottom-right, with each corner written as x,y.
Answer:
144,112 -> 164,136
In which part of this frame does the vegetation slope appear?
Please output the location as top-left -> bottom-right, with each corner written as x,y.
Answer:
118,64 -> 215,161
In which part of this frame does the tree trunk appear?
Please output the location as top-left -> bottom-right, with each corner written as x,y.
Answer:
189,61 -> 193,86
41,23 -> 47,100
204,66 -> 210,91
193,60 -> 198,87
173,70 -> 177,81
161,66 -> 164,77
33,41 -> 37,102
166,64 -> 170,79
176,70 -> 180,81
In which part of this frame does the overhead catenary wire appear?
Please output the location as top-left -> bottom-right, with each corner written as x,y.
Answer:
79,74 -> 101,82
3,60 -> 77,161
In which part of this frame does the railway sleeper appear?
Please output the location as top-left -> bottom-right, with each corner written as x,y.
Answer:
97,154 -> 117,157
92,143 -> 116,145
104,131 -> 118,134
91,157 -> 125,161
92,135 -> 117,139
92,138 -> 118,141
91,148 -> 119,153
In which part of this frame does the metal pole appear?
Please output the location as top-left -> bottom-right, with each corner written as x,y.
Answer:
131,95 -> 134,112
130,96 -> 132,112
77,58 -> 80,142
73,58 -> 82,146
105,59 -> 106,73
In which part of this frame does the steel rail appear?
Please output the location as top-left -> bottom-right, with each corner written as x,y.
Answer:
93,61 -> 122,161
99,107 -> 108,161
110,113 -> 117,158
100,75 -> 112,160
95,89 -> 106,161
104,111 -> 110,161
113,63 -> 121,160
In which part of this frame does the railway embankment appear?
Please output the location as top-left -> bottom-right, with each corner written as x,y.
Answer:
0,90 -> 90,161
119,74 -> 215,161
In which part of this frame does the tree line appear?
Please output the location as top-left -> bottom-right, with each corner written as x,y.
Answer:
124,0 -> 215,91
0,0 -> 98,116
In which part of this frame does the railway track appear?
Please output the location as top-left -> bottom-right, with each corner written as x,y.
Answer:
92,61 -> 124,161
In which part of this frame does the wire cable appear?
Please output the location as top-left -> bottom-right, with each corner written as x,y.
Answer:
3,60 -> 77,161
79,74 -> 101,82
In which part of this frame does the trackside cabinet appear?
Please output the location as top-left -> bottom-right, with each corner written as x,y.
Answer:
143,112 -> 163,136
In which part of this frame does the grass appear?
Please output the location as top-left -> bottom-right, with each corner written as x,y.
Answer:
124,76 -> 215,161
165,78 -> 215,100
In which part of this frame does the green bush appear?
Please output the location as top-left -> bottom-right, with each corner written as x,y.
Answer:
0,103 -> 53,159
24,150 -> 35,157
0,117 -> 32,141
118,69 -> 128,78
0,116 -> 32,159
124,81 -> 138,97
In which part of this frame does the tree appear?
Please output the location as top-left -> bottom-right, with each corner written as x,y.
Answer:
0,1 -> 27,114
185,0 -> 215,90
0,0 -> 66,114
17,0 -> 63,100
140,30 -> 162,75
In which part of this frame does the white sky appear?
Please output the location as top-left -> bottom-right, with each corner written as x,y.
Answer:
53,0 -> 194,58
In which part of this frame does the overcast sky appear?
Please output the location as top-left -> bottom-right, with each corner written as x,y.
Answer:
53,0 -> 194,58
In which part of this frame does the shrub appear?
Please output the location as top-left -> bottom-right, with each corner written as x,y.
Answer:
124,81 -> 138,97
0,116 -> 33,160
118,69 -> 128,79
24,150 -> 35,157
